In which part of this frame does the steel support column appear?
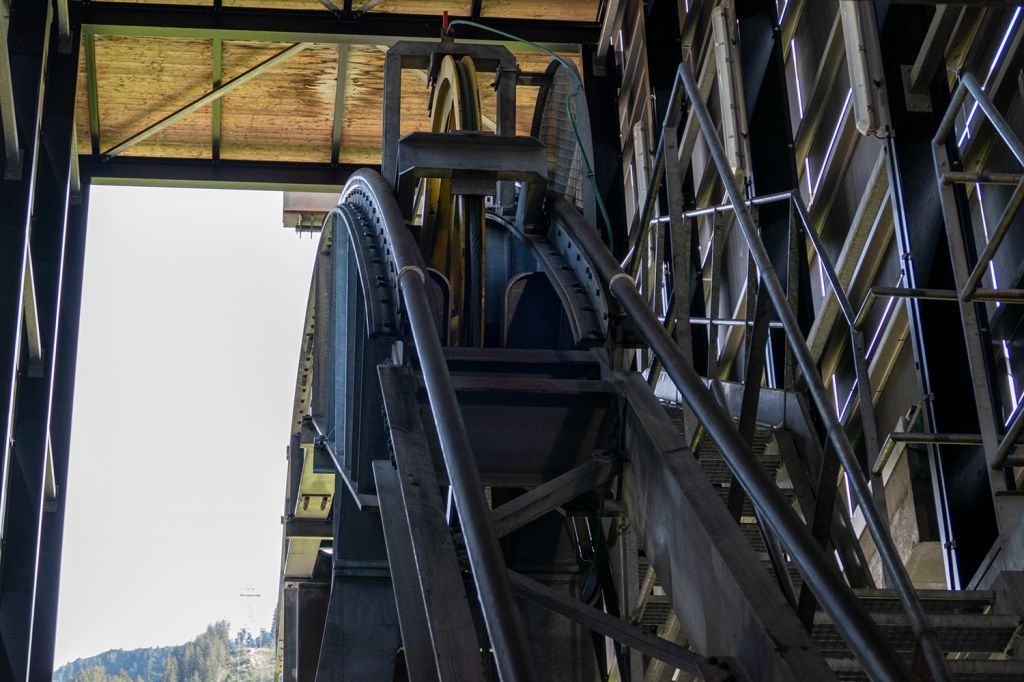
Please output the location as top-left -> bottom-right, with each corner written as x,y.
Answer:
876,0 -> 995,588
0,5 -> 78,679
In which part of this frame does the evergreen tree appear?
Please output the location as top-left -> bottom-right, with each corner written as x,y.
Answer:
160,656 -> 179,682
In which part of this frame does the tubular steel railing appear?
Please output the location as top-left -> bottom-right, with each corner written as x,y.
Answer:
614,61 -> 951,681
932,73 -> 1024,471
337,170 -> 538,682
553,194 -> 911,682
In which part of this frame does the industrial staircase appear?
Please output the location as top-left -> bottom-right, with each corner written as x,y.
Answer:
630,408 -> 1024,681
283,35 -> 1024,681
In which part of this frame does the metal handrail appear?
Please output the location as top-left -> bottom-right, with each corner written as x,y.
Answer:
937,73 -> 1024,302
612,61 -> 951,681
337,169 -> 538,682
934,73 -> 1024,470
621,65 -> 688,274
678,60 -> 948,681
552,194 -> 910,682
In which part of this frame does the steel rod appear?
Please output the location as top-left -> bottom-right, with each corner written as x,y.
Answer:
994,403 -> 1024,468
622,70 -> 687,273
890,433 -> 983,445
658,316 -> 785,328
648,190 -> 794,224
341,170 -> 537,682
551,193 -> 911,682
942,171 -> 1023,185
961,179 -> 1024,300
854,286 -> 1024,330
678,60 -> 948,680
792,195 -> 857,324
509,571 -> 739,682
933,76 -> 1024,302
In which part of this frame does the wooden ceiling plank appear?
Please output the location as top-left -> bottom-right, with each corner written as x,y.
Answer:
103,41 -> 310,159
317,0 -> 344,15
358,0 -> 386,13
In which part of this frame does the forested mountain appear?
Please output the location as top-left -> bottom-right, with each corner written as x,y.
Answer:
54,621 -> 274,682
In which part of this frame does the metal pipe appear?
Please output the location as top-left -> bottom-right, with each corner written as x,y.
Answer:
994,403 -> 1024,469
942,171 -> 1023,185
947,75 -> 1024,166
550,193 -> 911,682
961,179 -> 1024,301
649,190 -> 794,224
659,316 -> 785,328
794,191 -> 888,523
856,286 -> 1024,329
622,69 -> 687,273
932,75 -> 1024,303
791,196 -> 856,325
854,287 -> 954,329
677,61 -> 949,680
340,170 -> 537,682
890,433 -> 983,445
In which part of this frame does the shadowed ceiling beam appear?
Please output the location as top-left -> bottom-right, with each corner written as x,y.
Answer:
75,3 -> 598,48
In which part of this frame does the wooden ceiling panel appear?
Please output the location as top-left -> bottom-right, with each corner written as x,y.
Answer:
220,42 -> 339,162
481,0 -> 600,22
73,34 -> 589,166
100,0 -> 213,4
335,45 -> 434,165
337,45 -> 386,164
83,35 -> 213,159
222,0 -> 329,9
353,0 -> 473,14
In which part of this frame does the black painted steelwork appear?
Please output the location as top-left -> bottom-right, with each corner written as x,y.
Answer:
875,0 -> 995,588
0,3 -> 82,679
80,156 -> 361,192
73,2 -> 600,47
338,169 -> 538,682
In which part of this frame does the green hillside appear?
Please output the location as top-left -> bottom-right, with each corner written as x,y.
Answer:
54,622 -> 274,682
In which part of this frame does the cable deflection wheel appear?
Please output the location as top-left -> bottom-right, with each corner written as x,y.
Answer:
414,55 -> 486,347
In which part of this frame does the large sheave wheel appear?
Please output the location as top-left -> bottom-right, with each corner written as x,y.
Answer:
414,55 -> 486,347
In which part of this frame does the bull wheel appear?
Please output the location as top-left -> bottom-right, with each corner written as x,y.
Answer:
413,55 -> 486,347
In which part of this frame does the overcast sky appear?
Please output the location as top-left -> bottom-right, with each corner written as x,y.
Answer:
54,186 -> 320,667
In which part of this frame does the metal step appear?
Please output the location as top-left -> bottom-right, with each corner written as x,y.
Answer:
639,593 -> 673,628
851,589 -> 996,615
812,611 -> 1021,656
692,428 -> 777,486
713,483 -> 796,516
440,347 -> 603,379
828,657 -> 1024,681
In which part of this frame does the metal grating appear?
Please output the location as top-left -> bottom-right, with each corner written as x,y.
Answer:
812,613 -> 1022,656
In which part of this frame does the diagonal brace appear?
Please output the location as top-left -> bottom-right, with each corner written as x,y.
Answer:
102,42 -> 310,159
492,456 -> 616,538
508,571 -> 744,682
